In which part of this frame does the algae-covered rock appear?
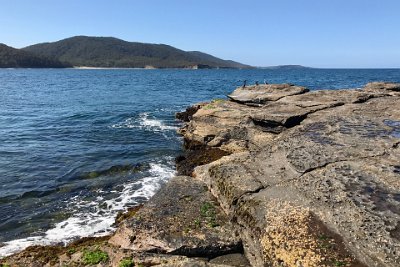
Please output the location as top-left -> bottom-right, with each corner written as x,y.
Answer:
109,176 -> 242,257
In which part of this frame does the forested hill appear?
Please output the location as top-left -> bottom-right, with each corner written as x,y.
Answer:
0,43 -> 67,68
22,36 -> 251,68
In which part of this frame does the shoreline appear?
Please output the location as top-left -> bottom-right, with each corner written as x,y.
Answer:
2,67 -> 400,70
2,82 -> 400,266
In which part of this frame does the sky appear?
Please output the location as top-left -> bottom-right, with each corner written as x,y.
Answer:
0,0 -> 399,68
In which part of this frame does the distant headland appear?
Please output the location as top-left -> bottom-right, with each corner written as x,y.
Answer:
258,64 -> 311,69
0,36 -> 251,69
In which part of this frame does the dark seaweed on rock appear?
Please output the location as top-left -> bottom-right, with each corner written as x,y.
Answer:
175,148 -> 230,176
175,103 -> 207,122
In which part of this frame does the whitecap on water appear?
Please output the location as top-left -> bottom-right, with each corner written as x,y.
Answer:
110,113 -> 179,132
0,160 -> 175,257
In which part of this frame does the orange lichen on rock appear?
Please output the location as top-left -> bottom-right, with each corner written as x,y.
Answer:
261,201 -> 359,267
261,201 -> 323,267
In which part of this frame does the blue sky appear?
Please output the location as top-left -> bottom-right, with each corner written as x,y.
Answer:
1,0 -> 399,68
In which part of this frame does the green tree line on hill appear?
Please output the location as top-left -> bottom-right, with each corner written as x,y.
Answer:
0,44 -> 68,68
0,36 -> 251,69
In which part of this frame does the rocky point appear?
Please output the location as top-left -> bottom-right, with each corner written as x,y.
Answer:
2,82 -> 399,267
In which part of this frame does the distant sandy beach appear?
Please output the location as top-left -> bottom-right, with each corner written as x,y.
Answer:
72,66 -> 151,70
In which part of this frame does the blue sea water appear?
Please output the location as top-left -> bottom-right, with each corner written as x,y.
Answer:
0,68 -> 399,256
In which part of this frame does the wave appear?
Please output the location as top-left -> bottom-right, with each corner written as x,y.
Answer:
0,160 -> 175,257
111,113 -> 179,132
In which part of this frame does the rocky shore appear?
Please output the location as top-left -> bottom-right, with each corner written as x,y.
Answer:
1,82 -> 400,267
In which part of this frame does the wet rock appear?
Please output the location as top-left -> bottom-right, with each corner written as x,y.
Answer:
176,103 -> 207,122
176,147 -> 230,176
115,204 -> 143,226
109,176 -> 242,258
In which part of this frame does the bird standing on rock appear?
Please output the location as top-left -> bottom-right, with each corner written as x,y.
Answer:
242,80 -> 247,88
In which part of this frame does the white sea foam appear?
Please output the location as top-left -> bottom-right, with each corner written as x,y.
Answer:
0,161 -> 175,257
111,113 -> 178,132
138,113 -> 178,131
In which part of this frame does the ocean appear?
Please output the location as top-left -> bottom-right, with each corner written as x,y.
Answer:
0,68 -> 399,256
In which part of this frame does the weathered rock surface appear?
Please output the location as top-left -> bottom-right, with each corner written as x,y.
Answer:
109,176 -> 242,257
228,84 -> 309,105
364,82 -> 400,92
181,82 -> 400,267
